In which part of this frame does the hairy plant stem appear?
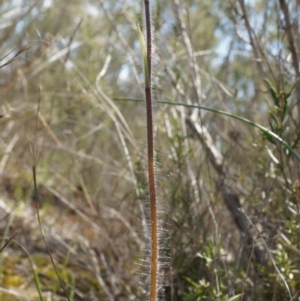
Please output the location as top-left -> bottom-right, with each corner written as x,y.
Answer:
144,1 -> 158,300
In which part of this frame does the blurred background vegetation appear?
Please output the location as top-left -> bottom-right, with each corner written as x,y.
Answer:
0,0 -> 299,300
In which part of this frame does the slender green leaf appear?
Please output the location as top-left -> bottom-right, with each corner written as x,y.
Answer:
264,78 -> 279,107
115,97 -> 300,162
285,78 -> 299,99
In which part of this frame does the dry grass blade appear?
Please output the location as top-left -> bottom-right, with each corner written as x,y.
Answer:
0,44 -> 32,68
0,231 -> 16,254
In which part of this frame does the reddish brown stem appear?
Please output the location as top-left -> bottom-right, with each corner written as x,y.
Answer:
144,1 -> 158,300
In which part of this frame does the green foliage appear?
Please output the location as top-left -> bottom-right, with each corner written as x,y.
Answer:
1,0 -> 300,300
265,78 -> 299,134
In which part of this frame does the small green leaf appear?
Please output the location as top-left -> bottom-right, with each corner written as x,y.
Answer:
264,78 -> 279,107
281,96 -> 288,121
183,276 -> 200,288
285,78 -> 299,99
269,111 -> 279,133
269,110 -> 279,126
291,131 -> 300,149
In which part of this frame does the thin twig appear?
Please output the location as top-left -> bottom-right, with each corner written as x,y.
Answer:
279,0 -> 300,123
